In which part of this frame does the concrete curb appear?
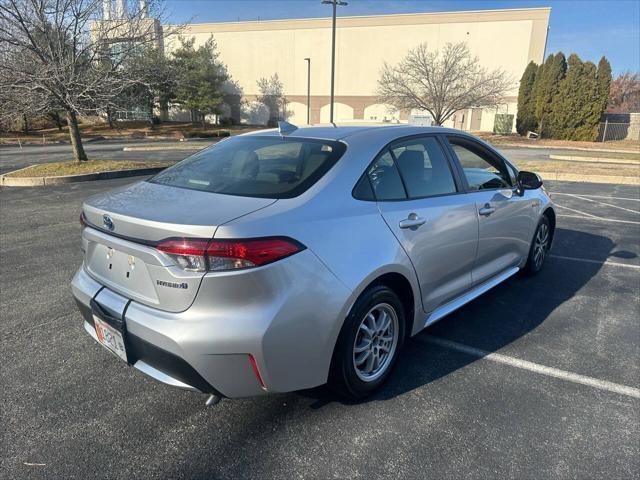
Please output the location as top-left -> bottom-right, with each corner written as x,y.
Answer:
0,135 -> 182,147
493,143 -> 640,154
1,166 -> 166,187
537,172 -> 640,185
549,154 -> 640,165
123,144 -> 209,152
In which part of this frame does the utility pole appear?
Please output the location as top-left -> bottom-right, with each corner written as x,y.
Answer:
304,57 -> 311,124
322,0 -> 347,124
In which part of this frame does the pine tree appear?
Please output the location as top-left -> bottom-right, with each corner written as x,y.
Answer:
575,61 -> 601,140
550,54 -> 602,140
549,55 -> 576,139
516,61 -> 538,135
533,53 -> 567,137
531,62 -> 545,128
524,53 -> 611,141
596,57 -> 613,116
172,37 -> 228,127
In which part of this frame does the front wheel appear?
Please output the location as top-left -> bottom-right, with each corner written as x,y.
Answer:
524,215 -> 551,274
329,285 -> 405,400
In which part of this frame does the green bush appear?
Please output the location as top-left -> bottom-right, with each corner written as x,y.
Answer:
547,54 -> 611,141
534,53 -> 567,137
219,117 -> 236,127
182,130 -> 230,139
493,114 -> 514,135
517,53 -> 611,140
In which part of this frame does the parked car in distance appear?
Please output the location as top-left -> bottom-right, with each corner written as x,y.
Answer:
72,124 -> 555,402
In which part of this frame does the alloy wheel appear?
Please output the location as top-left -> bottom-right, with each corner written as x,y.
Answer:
352,303 -> 399,382
533,223 -> 549,269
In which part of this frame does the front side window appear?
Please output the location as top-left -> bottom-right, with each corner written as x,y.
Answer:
448,139 -> 511,190
506,162 -> 518,185
150,136 -> 346,198
390,137 -> 457,198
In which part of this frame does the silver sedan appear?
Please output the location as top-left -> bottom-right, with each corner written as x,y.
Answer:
72,124 -> 555,401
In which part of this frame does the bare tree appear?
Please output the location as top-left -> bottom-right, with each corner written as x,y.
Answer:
607,71 -> 640,113
0,0 -> 172,161
0,77 -> 49,132
377,42 -> 513,126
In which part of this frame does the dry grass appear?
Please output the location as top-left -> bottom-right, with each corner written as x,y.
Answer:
478,132 -> 640,152
514,159 -> 640,177
6,159 -> 174,178
123,142 -> 211,151
548,151 -> 640,161
0,122 -> 265,144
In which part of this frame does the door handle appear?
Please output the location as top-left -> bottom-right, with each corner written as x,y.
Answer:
399,213 -> 426,229
478,204 -> 496,217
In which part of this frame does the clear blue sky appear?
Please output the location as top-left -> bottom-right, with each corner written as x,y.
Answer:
165,0 -> 640,74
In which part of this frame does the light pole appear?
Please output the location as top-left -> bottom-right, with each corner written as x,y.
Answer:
304,57 -> 311,124
321,0 -> 347,124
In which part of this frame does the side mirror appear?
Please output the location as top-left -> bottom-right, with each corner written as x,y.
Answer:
517,170 -> 543,191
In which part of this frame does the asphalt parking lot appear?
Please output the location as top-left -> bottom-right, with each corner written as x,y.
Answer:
1,178 -> 638,479
0,138 -> 622,175
0,139 -> 211,175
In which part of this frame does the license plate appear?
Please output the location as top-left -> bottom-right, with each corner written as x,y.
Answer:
93,315 -> 128,362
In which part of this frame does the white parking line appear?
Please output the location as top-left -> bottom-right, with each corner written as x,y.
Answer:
558,214 -> 640,225
422,336 -> 640,399
552,192 -> 640,202
555,204 -> 599,218
561,193 -> 640,215
550,254 -> 640,269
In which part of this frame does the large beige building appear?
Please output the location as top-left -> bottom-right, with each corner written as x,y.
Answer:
165,7 -> 550,131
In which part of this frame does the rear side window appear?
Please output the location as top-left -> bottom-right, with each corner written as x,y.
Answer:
353,175 -> 375,201
366,151 -> 407,201
150,136 -> 346,199
390,137 -> 456,198
448,139 -> 511,190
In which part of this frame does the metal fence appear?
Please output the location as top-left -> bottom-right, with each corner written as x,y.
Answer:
597,121 -> 640,142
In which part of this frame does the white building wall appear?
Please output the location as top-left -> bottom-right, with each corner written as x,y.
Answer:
286,101 -> 308,124
320,102 -> 354,123
164,8 -> 549,131
364,104 -> 400,123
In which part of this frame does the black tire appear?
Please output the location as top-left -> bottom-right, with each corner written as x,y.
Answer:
524,215 -> 551,275
329,285 -> 405,400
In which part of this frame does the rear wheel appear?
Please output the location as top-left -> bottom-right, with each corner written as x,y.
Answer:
524,215 -> 551,274
329,285 -> 405,400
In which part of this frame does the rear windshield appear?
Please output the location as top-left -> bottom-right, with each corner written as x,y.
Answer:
149,136 -> 347,198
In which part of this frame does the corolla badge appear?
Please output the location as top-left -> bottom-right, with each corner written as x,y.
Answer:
102,214 -> 114,231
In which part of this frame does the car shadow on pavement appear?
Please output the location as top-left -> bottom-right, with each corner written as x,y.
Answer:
301,227 -> 619,406
128,227 -> 628,480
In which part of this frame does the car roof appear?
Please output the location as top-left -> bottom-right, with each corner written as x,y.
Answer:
242,124 -> 474,141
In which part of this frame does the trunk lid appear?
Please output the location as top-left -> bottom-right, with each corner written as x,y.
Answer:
82,181 -> 276,312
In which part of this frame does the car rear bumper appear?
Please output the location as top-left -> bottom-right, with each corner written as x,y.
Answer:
71,249 -> 353,398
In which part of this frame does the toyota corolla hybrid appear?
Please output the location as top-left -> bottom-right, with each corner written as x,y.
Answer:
72,124 -> 555,401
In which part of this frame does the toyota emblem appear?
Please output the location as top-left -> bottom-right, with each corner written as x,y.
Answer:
103,214 -> 114,231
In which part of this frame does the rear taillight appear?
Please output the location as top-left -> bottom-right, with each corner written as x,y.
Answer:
156,237 -> 304,272
206,238 -> 302,271
156,238 -> 209,272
